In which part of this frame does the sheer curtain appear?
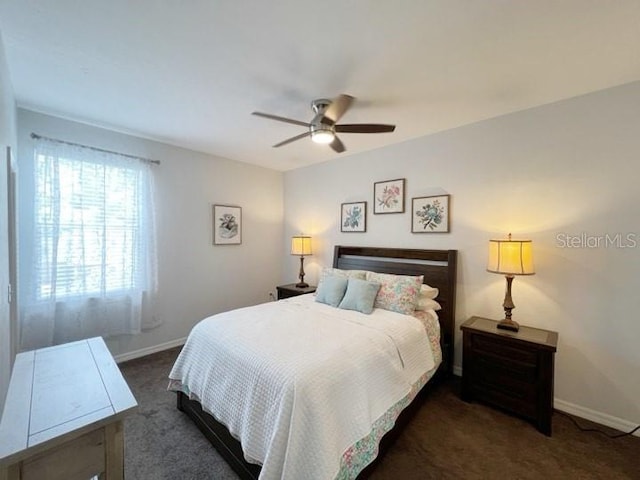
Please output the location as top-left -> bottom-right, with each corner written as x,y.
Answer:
19,137 -> 160,350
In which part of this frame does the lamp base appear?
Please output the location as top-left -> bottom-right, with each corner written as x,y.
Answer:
295,281 -> 309,288
496,318 -> 520,332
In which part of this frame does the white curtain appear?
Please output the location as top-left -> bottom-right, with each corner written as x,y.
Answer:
19,137 -> 160,350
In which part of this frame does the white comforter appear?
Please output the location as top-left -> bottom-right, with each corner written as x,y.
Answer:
169,294 -> 437,480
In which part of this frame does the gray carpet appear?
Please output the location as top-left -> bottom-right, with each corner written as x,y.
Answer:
119,347 -> 640,479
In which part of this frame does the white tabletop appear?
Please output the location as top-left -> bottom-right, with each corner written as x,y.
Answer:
0,337 -> 137,465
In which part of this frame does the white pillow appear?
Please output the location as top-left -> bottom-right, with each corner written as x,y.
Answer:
415,283 -> 441,311
416,297 -> 442,312
420,284 -> 439,300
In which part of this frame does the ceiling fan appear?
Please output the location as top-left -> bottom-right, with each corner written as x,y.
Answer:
252,94 -> 395,153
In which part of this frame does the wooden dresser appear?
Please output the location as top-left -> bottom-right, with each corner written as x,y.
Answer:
460,316 -> 558,435
0,337 -> 137,480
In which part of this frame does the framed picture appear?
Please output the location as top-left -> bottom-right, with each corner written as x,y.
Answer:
374,178 -> 405,214
411,195 -> 450,233
213,204 -> 242,245
341,201 -> 367,232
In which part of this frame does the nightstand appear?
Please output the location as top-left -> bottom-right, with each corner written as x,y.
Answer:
460,316 -> 558,435
276,283 -> 316,300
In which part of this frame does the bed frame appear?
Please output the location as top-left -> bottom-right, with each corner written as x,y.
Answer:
176,245 -> 457,479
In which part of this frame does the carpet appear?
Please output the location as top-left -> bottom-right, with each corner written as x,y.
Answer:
119,347 -> 640,479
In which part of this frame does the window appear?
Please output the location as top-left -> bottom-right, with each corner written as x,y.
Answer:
19,137 -> 159,350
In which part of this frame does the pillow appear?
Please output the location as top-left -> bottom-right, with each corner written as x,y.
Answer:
338,279 -> 381,314
314,276 -> 348,307
419,284 -> 439,300
416,297 -> 442,312
316,267 -> 368,294
415,284 -> 441,311
365,271 -> 423,315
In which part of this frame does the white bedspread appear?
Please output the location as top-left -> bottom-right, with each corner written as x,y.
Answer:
169,294 -> 437,480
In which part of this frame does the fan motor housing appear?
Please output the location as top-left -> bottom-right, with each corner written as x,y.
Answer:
311,98 -> 331,115
311,99 -> 332,126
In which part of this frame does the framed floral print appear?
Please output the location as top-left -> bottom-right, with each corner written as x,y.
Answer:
341,201 -> 367,232
213,204 -> 242,245
373,178 -> 405,214
411,195 -> 450,233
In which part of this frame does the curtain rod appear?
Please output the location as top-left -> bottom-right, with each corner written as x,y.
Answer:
30,133 -> 161,165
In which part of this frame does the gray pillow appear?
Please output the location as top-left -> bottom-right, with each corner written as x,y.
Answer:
338,278 -> 381,314
314,275 -> 348,307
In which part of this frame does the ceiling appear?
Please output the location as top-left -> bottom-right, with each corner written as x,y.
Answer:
1,1 -> 639,171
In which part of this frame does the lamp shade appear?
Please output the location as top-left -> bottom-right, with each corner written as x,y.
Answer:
487,236 -> 534,276
291,235 -> 312,256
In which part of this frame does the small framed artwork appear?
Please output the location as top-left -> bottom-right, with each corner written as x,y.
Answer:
213,204 -> 242,245
373,178 -> 405,214
411,195 -> 450,233
341,201 -> 367,232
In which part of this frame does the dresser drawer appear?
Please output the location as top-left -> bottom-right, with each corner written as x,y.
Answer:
471,334 -> 538,365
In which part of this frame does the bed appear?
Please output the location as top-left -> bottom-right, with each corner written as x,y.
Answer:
169,245 -> 457,479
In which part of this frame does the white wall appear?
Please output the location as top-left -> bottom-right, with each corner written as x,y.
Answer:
17,109 -> 284,359
283,81 -> 640,430
0,31 -> 17,412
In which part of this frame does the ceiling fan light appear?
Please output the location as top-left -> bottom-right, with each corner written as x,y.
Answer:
311,130 -> 335,144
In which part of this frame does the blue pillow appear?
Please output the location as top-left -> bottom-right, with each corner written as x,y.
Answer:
314,276 -> 348,307
338,279 -> 381,314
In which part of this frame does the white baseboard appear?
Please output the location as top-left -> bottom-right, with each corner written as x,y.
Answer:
114,337 -> 186,364
453,364 -> 638,437
554,399 -> 640,437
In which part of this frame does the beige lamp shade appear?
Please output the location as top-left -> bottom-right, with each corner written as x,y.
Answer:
291,235 -> 312,256
487,236 -> 534,276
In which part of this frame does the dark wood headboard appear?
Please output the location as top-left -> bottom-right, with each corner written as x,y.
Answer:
333,245 -> 457,377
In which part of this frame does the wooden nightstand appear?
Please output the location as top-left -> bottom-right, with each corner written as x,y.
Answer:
276,283 -> 316,300
460,316 -> 558,435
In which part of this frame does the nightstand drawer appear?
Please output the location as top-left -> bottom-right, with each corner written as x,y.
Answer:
472,334 -> 538,365
473,351 -> 538,383
276,283 -> 316,300
278,289 -> 299,300
470,381 -> 537,418
471,361 -> 537,397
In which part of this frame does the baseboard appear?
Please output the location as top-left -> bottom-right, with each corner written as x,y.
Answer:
554,399 -> 640,437
114,337 -> 186,364
453,364 -> 638,437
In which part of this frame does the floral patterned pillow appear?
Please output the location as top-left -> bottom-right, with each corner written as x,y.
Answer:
316,267 -> 368,294
365,272 -> 424,315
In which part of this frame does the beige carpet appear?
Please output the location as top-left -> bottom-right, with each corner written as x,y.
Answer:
120,347 -> 640,480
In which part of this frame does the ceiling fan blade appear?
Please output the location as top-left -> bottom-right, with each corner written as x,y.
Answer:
329,136 -> 346,153
335,124 -> 396,133
273,131 -> 312,148
323,94 -> 354,124
252,112 -> 310,128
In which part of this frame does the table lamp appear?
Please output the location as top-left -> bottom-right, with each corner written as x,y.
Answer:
291,235 -> 312,288
487,233 -> 535,332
